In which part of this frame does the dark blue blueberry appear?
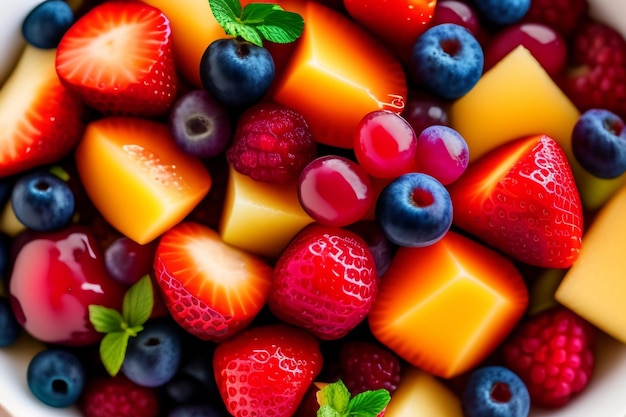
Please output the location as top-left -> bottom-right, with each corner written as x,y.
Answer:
375,173 -> 452,247
27,348 -> 86,407
572,108 -> 626,179
122,318 -> 183,387
462,366 -> 530,417
168,403 -> 229,417
11,171 -> 75,231
22,0 -> 74,49
472,0 -> 531,26
0,297 -> 21,347
410,23 -> 483,99
200,38 -> 275,108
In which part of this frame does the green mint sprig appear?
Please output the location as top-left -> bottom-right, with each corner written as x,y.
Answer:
209,0 -> 304,47
88,275 -> 154,376
316,380 -> 391,417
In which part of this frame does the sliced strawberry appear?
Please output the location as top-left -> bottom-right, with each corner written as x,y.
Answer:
153,221 -> 273,342
213,324 -> 323,417
447,134 -> 583,268
0,46 -> 84,177
55,1 -> 177,117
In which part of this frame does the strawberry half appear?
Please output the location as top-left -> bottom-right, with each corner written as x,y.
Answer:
0,47 -> 84,177
447,134 -> 583,268
153,221 -> 273,342
55,1 -> 177,118
213,324 -> 323,417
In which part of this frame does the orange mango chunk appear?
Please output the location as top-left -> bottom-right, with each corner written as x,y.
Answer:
368,231 -> 528,378
219,166 -> 313,259
75,117 -> 212,244
271,1 -> 407,149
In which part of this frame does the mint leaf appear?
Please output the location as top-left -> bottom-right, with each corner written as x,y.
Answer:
317,404 -> 341,417
347,389 -> 391,417
100,331 -> 130,376
88,305 -> 124,333
246,6 -> 304,44
210,0 -> 242,29
318,380 -> 351,414
122,275 -> 154,327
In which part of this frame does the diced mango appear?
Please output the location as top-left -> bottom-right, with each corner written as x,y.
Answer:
385,366 -> 463,417
555,183 -> 626,343
368,231 -> 528,378
219,166 -> 313,259
75,117 -> 212,244
272,1 -> 407,149
450,45 -> 626,211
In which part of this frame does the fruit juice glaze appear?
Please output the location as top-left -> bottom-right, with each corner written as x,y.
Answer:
3,0 -> 626,416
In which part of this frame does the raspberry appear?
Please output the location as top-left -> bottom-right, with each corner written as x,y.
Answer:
560,21 -> 626,119
523,0 -> 588,36
226,101 -> 317,184
337,340 -> 402,396
501,307 -> 595,408
79,376 -> 160,417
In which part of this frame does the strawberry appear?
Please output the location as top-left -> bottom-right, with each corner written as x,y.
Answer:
55,1 -> 178,118
501,306 -> 596,408
0,47 -> 84,177
153,221 -> 273,342
447,134 -> 583,269
213,323 -> 323,417
268,223 -> 379,340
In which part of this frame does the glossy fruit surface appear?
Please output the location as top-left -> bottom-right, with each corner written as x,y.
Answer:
298,155 -> 374,227
461,366 -> 530,417
448,134 -> 583,268
9,225 -> 126,346
213,324 -> 323,417
269,223 -> 379,340
22,0 -> 74,49
414,125 -> 469,185
27,348 -> 86,408
153,222 -> 273,342
104,237 -> 158,286
431,0 -> 482,39
402,93 -> 450,135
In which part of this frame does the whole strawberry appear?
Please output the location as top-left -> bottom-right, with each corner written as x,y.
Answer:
226,102 -> 317,184
80,376 -> 160,417
501,306 -> 596,408
213,324 -> 323,417
268,223 -> 379,340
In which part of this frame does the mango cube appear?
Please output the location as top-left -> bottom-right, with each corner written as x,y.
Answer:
219,166 -> 313,259
368,231 -> 528,378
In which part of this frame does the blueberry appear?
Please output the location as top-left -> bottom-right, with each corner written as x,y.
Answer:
472,0 -> 531,26
572,108 -> 626,179
462,365 -> 530,417
122,318 -> 183,387
11,171 -> 75,231
22,0 -> 74,49
375,172 -> 453,247
169,90 -> 233,158
410,23 -> 483,99
0,297 -> 21,347
168,403 -> 229,417
27,348 -> 86,407
200,38 -> 275,108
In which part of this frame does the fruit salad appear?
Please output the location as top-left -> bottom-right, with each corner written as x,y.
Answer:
2,0 -> 626,416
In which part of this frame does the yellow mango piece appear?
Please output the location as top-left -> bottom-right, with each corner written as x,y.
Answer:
385,366 -> 463,417
219,166 -> 313,259
450,45 -> 626,211
75,117 -> 212,244
555,183 -> 626,343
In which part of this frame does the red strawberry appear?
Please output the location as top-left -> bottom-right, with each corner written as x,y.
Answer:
268,223 -> 379,340
80,376 -> 159,417
501,306 -> 596,408
447,134 -> 583,269
0,47 -> 84,177
226,102 -> 317,184
153,221 -> 273,342
55,1 -> 178,117
213,323 -> 323,417
523,0 -> 588,36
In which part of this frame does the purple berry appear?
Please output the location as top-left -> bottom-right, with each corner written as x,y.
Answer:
415,125 -> 469,185
402,93 -> 450,136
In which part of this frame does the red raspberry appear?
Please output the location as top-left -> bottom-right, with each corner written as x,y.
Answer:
80,376 -> 160,417
501,307 -> 595,408
226,101 -> 317,184
523,0 -> 588,36
337,340 -> 402,396
560,21 -> 626,119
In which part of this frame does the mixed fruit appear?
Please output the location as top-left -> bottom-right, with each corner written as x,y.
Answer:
1,0 -> 626,416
